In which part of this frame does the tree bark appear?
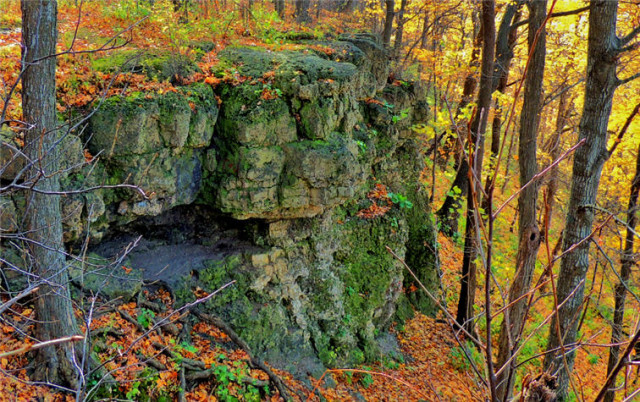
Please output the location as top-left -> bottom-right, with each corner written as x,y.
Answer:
382,0 -> 395,48
603,137 -> 640,402
21,0 -> 81,387
455,0 -> 495,334
481,1 -> 522,214
543,2 -> 621,399
295,0 -> 311,23
339,0 -> 356,13
273,0 -> 285,18
495,1 -> 546,400
543,86 -> 572,224
393,0 -> 408,59
419,10 -> 428,50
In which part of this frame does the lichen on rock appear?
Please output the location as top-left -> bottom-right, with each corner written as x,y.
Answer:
23,34 -> 442,379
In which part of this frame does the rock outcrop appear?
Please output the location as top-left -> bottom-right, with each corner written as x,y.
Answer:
0,34 -> 439,378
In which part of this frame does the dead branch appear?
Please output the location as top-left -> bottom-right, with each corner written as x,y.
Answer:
0,335 -> 84,359
193,309 -> 292,401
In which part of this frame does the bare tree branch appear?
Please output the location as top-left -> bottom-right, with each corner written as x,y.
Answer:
607,102 -> 640,156
0,335 -> 84,359
619,25 -> 640,47
617,71 -> 640,87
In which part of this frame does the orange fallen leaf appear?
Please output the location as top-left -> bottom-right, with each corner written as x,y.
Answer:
83,149 -> 94,162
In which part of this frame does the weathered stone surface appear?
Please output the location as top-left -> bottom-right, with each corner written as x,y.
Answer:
1,127 -> 26,181
0,195 -> 17,233
157,91 -> 191,148
185,83 -> 219,147
6,36 -> 441,380
0,245 -> 27,292
216,84 -> 297,148
338,33 -> 389,94
108,148 -> 202,216
82,84 -> 217,225
69,253 -> 143,301
59,133 -> 85,173
89,96 -> 163,156
215,146 -> 285,217
207,45 -> 383,220
62,196 -> 84,243
299,98 -> 339,140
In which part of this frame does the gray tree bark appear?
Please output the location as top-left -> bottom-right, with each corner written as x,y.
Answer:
480,0 -> 522,214
273,0 -> 285,18
21,0 -> 81,387
543,2 -> 625,399
295,0 -> 311,23
393,0 -> 408,59
603,102 -> 640,402
382,0 -> 395,48
543,85 -> 572,225
497,0 -> 547,400
496,3 -> 547,399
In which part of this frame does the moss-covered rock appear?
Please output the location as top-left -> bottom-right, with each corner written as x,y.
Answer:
89,95 -> 163,156
394,143 -> 440,316
0,245 -> 27,292
93,50 -> 201,84
56,36 -> 441,379
0,127 -> 26,181
216,84 -> 296,148
107,148 -> 202,217
0,195 -> 17,233
69,253 -> 143,301
183,84 -> 219,148
215,145 -> 285,217
299,97 -> 339,140
157,91 -> 191,148
85,84 -> 217,223
338,33 -> 389,94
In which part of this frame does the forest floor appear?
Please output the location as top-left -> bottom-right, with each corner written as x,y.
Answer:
0,232 -> 623,401
0,234 -> 484,401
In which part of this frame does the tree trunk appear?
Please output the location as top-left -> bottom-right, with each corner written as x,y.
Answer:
435,8 -> 482,236
295,0 -> 311,23
21,0 -> 81,387
393,0 -> 408,60
455,0 -> 495,334
495,1 -> 546,400
382,0 -> 395,48
543,2 -> 621,399
603,136 -> 640,402
273,0 -> 284,18
480,1 -> 521,213
543,86 -> 572,224
419,10 -> 428,49
339,0 -> 355,13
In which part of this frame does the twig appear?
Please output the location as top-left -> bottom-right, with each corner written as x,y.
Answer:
179,363 -> 187,402
0,286 -> 39,316
0,335 -> 84,359
308,368 -> 431,401
493,138 -> 585,219
595,325 -> 640,401
117,309 -> 145,333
